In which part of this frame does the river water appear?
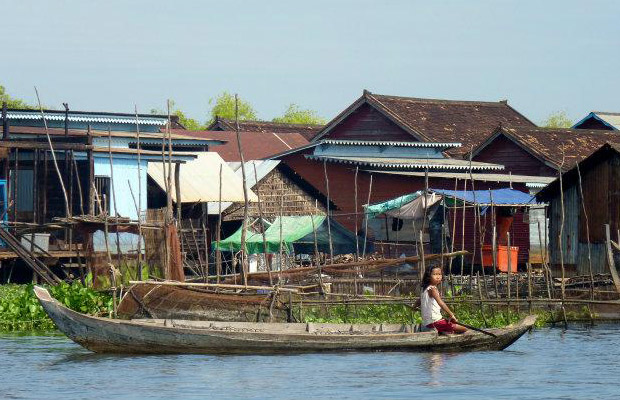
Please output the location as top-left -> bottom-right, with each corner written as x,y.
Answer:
1,324 -> 619,400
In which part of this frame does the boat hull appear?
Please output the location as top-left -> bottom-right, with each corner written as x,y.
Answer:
34,286 -> 535,355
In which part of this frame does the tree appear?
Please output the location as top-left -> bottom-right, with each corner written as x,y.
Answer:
541,111 -> 573,128
150,100 -> 205,130
208,92 -> 257,123
0,85 -> 32,109
272,103 -> 326,125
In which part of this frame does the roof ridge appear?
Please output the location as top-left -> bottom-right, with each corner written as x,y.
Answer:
592,111 -> 620,116
370,93 -> 508,107
216,118 -> 322,128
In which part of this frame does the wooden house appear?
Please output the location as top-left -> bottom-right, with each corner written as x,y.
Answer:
0,108 -> 221,282
271,91 -> 544,265
536,143 -> 620,276
573,112 -> 620,131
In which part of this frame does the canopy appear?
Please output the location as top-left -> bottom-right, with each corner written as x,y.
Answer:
148,153 -> 258,203
364,192 -> 441,219
213,216 -> 357,255
429,188 -> 537,206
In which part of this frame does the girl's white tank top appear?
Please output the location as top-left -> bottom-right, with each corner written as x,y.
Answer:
421,285 -> 442,326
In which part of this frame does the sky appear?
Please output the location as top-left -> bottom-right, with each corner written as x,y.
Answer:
1,0 -> 619,126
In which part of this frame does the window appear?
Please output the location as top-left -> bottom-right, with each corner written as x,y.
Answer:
94,176 -> 111,214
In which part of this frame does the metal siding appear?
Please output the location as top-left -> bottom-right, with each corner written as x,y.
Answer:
94,157 -> 147,220
16,169 -> 34,212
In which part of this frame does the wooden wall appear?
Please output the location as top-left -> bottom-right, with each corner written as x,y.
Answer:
280,152 -> 532,266
473,135 -> 557,177
326,103 -> 417,142
224,167 -> 327,220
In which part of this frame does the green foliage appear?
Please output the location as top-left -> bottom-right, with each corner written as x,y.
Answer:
303,303 -> 421,324
209,91 -> 257,123
0,85 -> 32,109
0,283 -> 112,332
541,111 -> 573,128
272,103 -> 326,125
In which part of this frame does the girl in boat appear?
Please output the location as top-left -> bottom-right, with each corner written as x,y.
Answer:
421,266 -> 467,334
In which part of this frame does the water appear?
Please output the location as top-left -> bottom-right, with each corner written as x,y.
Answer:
1,325 -> 619,400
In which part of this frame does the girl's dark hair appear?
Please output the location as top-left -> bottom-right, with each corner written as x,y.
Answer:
421,266 -> 442,291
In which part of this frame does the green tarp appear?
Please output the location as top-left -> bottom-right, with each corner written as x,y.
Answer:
214,215 -> 358,255
364,191 -> 422,218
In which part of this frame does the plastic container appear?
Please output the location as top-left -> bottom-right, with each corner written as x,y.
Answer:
20,233 -> 51,252
482,244 -> 518,273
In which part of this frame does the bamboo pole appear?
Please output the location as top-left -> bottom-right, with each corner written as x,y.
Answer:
108,128 -> 123,268
558,150 -> 566,301
216,164 -> 223,284
354,166 -> 359,261
362,174 -> 373,259
507,232 -> 512,300
460,178 -> 467,276
279,194 -> 284,272
490,190 -> 499,298
133,105 -> 144,280
323,161 -> 334,263
234,95 -> 249,286
34,87 -> 70,217
252,161 -> 272,285
538,219 -> 552,299
575,163 -> 594,299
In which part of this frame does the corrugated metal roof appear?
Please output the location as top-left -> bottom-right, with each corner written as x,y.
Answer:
7,112 -> 167,125
323,139 -> 461,148
305,155 -> 504,171
148,153 -> 258,203
594,112 -> 620,130
205,160 -> 280,214
368,170 -> 554,185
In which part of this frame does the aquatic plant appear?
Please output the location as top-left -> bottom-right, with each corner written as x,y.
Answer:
0,283 -> 112,332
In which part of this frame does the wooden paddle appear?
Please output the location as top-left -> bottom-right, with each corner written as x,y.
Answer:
448,319 -> 497,338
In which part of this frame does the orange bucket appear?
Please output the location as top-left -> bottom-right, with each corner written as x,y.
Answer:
482,245 -> 518,273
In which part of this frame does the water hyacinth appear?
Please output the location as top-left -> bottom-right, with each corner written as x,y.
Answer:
0,283 -> 113,332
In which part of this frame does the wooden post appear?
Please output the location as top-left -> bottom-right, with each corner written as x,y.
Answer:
33,149 -> 39,224
134,105 -> 143,280
108,128 -> 123,267
354,166 -> 359,261
71,153 -> 84,216
216,164 -> 223,284
490,190 -> 499,298
174,163 -> 182,225
34,87 -> 70,217
576,163 -> 594,299
557,151 -> 566,301
234,95 -> 249,286
12,148 -> 18,224
538,219 -> 552,299
362,174 -> 373,259
507,232 -> 512,300
279,194 -> 284,272
605,224 -> 620,295
252,161 -> 272,285
323,161 -> 334,263
87,126 -> 94,215
460,178 -> 467,276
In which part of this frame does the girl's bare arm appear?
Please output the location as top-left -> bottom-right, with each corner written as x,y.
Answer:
428,287 -> 457,321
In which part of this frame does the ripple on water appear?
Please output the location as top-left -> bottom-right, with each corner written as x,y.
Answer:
1,324 -> 620,400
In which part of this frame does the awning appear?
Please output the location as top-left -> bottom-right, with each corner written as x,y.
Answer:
430,188 -> 537,206
214,216 -> 357,255
148,152 -> 258,203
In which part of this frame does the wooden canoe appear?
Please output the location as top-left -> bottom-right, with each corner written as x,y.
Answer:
116,282 -> 289,322
34,286 -> 536,355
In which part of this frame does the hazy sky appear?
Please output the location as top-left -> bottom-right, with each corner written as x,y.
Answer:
2,0 -> 619,126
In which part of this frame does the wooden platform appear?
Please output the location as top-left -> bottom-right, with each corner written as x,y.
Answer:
0,250 -> 81,260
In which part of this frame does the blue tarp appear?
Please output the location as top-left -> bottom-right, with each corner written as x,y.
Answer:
429,188 -> 537,206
